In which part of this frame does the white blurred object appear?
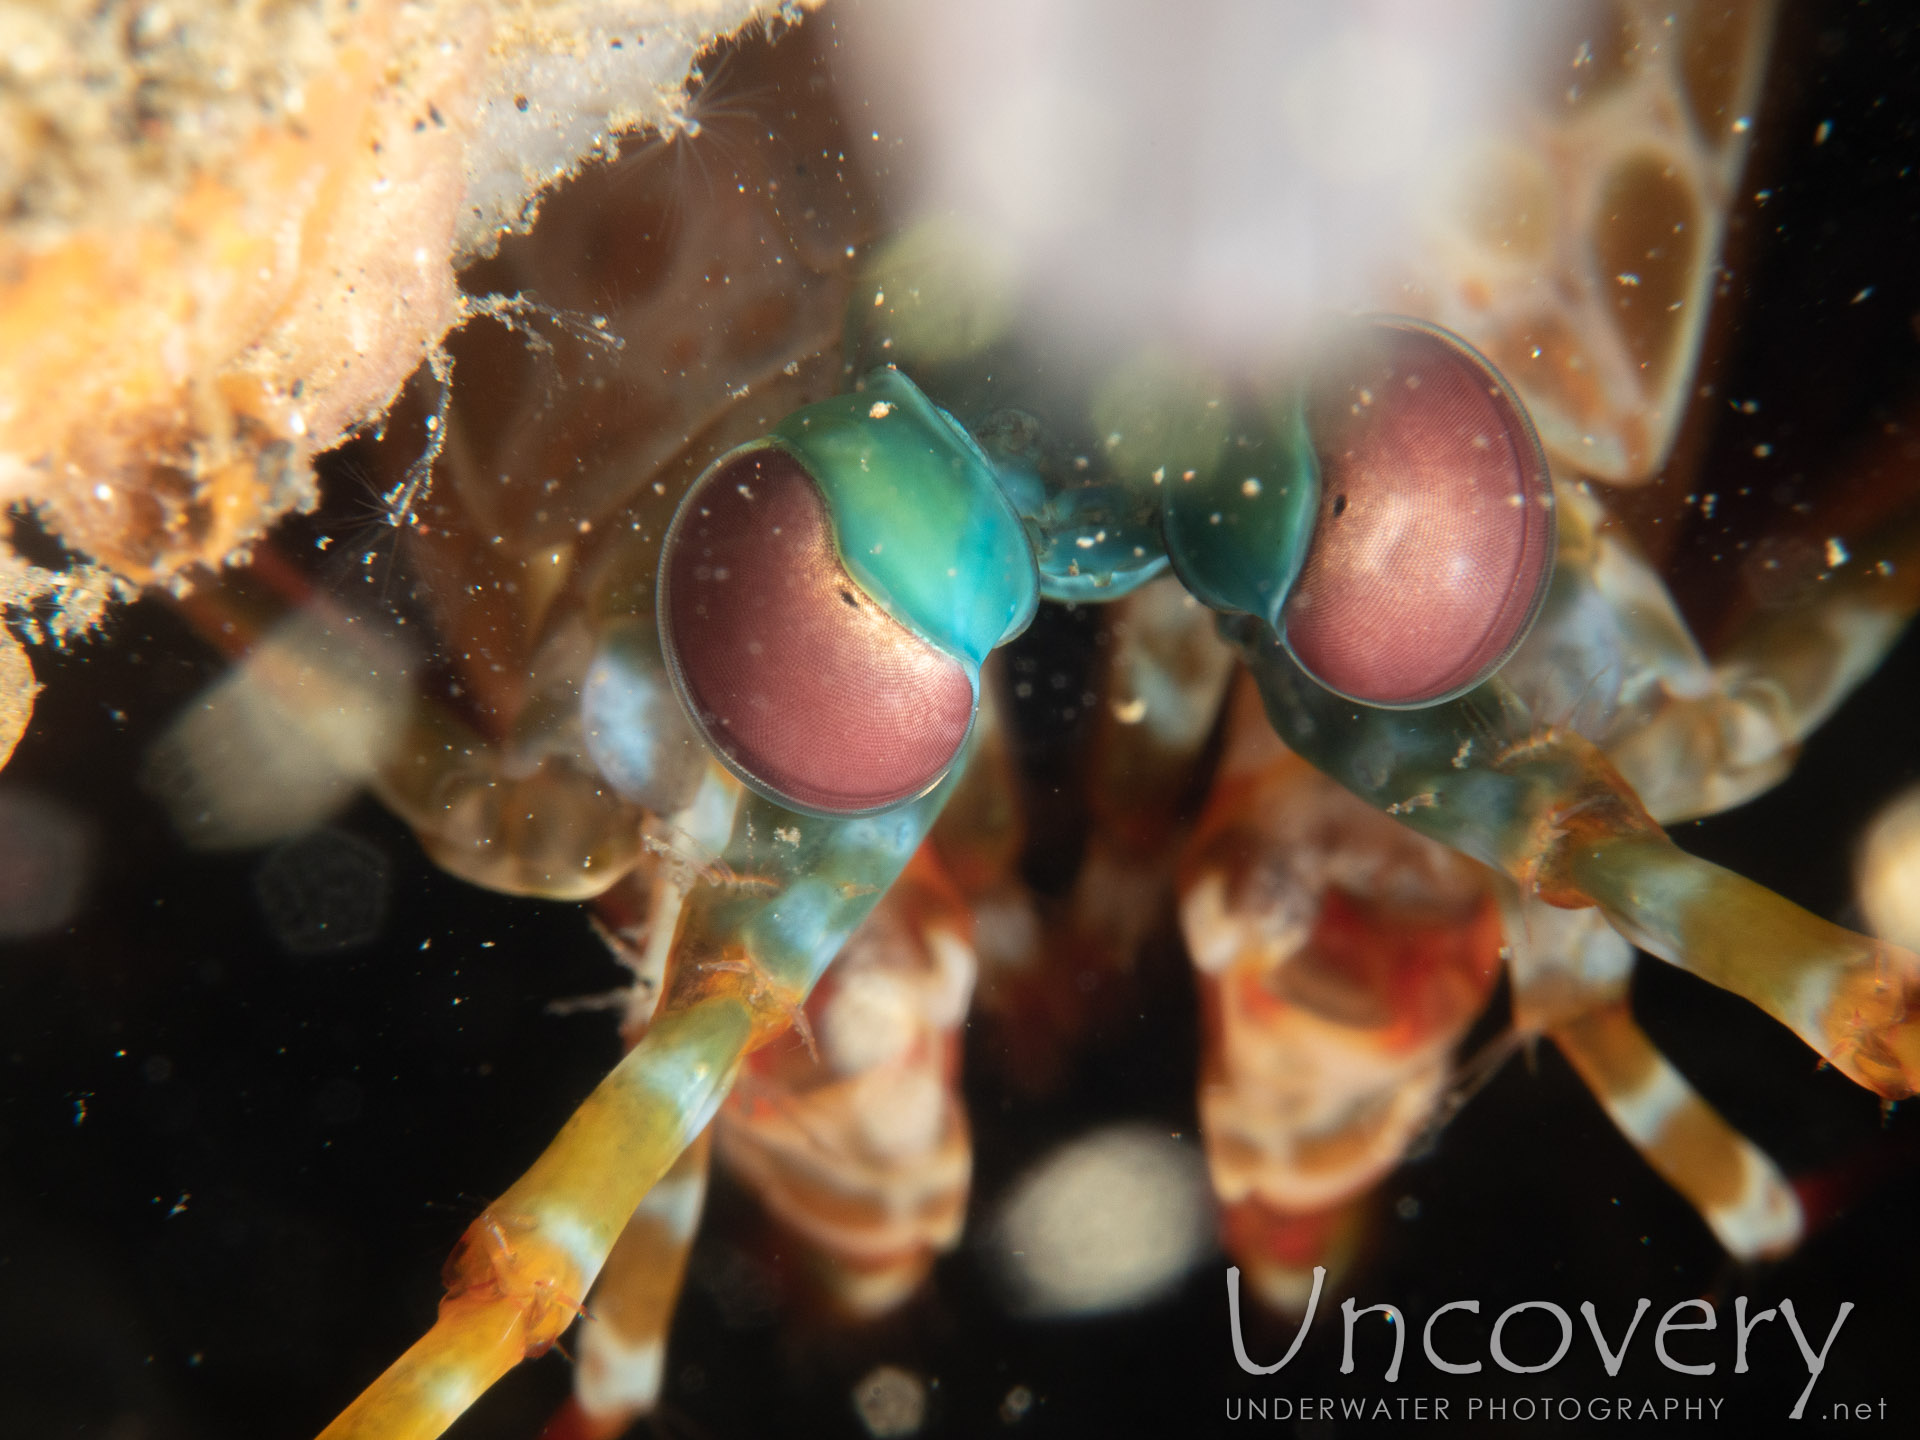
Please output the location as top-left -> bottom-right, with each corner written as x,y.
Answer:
841,1 -> 1777,483
989,1122 -> 1213,1317
145,608 -> 411,848
1859,783 -> 1920,953
840,0 -> 1543,354
852,1365 -> 928,1439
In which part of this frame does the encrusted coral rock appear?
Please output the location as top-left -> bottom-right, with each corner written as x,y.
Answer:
0,631 -> 34,768
0,0 -> 790,766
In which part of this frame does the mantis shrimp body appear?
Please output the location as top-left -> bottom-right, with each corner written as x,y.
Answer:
312,222 -> 1920,1440
232,10 -> 1920,1437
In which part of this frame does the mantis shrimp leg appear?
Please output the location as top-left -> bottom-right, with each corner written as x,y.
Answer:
551,783 -> 977,1430
1067,577 -> 1240,971
1502,894 -> 1802,1261
1512,479 -> 1920,827
541,767 -> 741,1436
316,772 -> 962,1440
953,581 -> 1237,1086
1231,618 -> 1920,1102
548,1128 -> 713,1440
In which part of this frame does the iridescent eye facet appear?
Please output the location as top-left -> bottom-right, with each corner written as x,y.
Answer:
1281,318 -> 1554,707
658,446 -> 977,816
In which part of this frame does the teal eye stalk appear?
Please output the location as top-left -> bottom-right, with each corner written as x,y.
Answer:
658,368 -> 1037,817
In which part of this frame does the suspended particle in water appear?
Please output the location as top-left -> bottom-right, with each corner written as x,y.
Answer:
254,827 -> 392,956
852,1364 -> 926,1438
987,1123 -> 1214,1317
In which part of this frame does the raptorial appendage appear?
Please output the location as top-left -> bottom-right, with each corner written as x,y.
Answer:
1180,683 -> 1502,1310
717,847 -> 978,1318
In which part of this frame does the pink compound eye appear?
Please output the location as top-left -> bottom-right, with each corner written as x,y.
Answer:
658,447 -> 976,816
1281,318 -> 1554,707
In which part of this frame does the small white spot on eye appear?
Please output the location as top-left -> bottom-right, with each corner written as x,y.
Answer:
94,483 -> 112,502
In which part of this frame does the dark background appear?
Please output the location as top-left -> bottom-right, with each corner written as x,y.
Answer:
4,2 -> 1920,1436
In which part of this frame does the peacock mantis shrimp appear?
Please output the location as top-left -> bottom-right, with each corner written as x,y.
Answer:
170,5 -> 1920,1437
5,3 -> 1909,1437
